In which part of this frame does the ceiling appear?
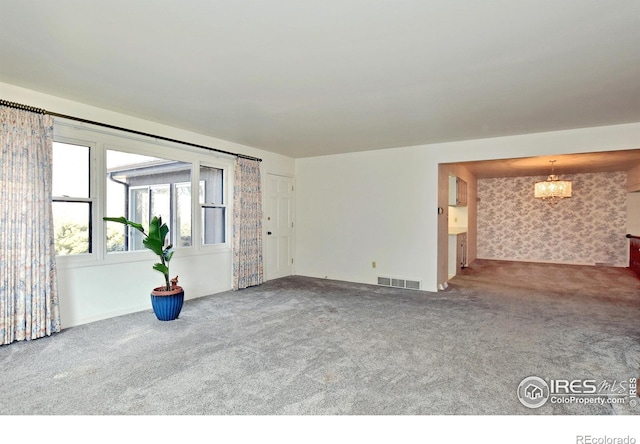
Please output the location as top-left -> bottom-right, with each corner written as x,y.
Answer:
1,1 -> 639,160
451,149 -> 640,178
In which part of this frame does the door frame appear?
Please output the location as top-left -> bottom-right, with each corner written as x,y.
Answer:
264,172 -> 295,281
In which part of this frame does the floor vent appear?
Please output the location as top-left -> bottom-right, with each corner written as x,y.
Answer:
377,277 -> 421,290
405,280 -> 421,290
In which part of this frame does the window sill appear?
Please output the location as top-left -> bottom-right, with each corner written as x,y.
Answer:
55,244 -> 232,270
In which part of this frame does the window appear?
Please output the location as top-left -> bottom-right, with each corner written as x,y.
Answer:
200,165 -> 225,245
51,123 -> 231,260
52,142 -> 92,255
175,182 -> 192,247
106,150 -> 192,252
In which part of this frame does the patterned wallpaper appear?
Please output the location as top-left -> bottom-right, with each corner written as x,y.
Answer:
477,171 -> 628,266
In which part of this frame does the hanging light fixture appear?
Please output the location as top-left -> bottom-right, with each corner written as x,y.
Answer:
534,160 -> 572,205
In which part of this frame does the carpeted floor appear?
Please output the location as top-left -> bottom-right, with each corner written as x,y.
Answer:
1,259 -> 639,415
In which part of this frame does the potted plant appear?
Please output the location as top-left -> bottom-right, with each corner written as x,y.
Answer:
103,215 -> 184,321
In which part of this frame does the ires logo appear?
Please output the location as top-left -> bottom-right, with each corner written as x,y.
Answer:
517,377 -> 634,409
549,379 -> 598,394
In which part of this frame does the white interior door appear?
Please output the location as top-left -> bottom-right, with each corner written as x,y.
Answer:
265,174 -> 294,280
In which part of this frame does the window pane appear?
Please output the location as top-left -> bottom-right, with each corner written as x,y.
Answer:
200,165 -> 225,245
106,150 -> 191,252
202,207 -> 225,244
151,185 -> 170,227
175,183 -> 192,247
52,202 -> 91,255
129,187 -> 149,251
52,142 -> 89,198
106,221 -> 126,253
200,166 -> 223,205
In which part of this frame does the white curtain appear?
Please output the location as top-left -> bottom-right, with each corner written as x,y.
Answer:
0,105 -> 61,345
232,158 -> 263,290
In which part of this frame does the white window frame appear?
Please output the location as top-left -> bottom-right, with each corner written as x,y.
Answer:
51,136 -> 99,266
197,162 -> 231,249
52,120 -> 234,270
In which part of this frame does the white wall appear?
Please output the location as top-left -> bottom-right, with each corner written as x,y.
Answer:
1,82 -> 295,328
296,148 -> 433,287
295,123 -> 640,292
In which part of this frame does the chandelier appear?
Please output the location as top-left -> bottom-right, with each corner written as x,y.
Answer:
534,160 -> 572,205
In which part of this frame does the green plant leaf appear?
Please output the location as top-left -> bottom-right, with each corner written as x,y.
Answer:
148,216 -> 160,238
103,216 -> 146,234
159,224 -> 169,242
147,217 -> 170,250
153,263 -> 169,275
143,237 -> 164,256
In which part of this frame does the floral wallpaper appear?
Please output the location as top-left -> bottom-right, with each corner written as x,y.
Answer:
477,171 -> 628,267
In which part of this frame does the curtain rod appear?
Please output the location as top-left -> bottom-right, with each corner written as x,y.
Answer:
0,99 -> 262,162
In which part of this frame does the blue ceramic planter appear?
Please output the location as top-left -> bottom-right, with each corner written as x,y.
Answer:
150,286 -> 184,321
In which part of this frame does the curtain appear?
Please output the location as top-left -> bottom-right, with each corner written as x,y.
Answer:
0,105 -> 60,345
232,158 -> 263,290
